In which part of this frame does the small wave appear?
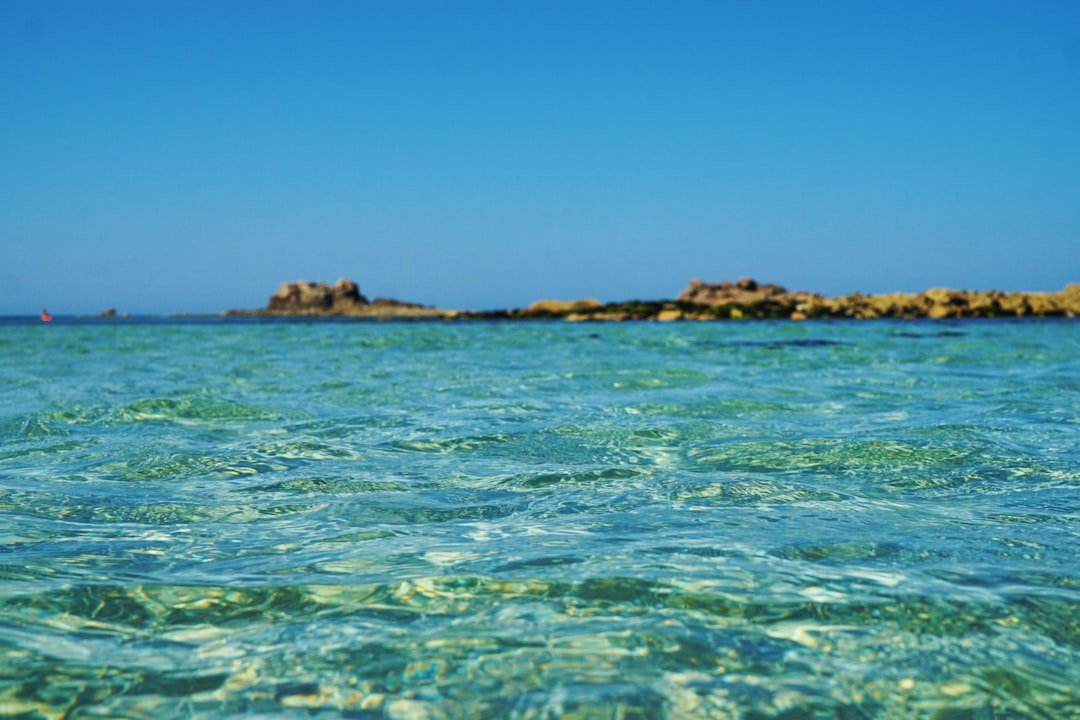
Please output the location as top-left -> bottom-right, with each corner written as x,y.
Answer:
107,396 -> 284,425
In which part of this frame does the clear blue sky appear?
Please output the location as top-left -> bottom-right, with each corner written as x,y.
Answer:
3,1 -> 1079,314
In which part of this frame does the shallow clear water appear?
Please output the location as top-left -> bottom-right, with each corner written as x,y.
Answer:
1,318 -> 1078,719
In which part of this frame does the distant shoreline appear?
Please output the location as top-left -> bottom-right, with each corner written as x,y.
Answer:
225,277 -> 1080,321
19,278 -> 1079,321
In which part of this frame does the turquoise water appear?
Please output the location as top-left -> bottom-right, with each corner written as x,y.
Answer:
1,318 -> 1078,719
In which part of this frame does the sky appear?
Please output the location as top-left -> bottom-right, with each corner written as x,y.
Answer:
2,0 -> 1079,314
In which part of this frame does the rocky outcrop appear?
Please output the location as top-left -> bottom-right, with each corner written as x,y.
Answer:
503,280 -> 1080,322
798,285 -> 1080,319
266,279 -> 369,314
234,277 -> 1079,321
678,277 -> 823,307
676,278 -> 825,319
252,279 -> 450,317
525,298 -> 602,315
676,280 -> 1080,320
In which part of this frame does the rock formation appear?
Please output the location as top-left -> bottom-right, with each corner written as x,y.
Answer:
677,278 -> 824,318
256,279 -> 448,317
678,277 -> 822,307
235,277 -> 1079,321
525,298 -> 602,315
508,279 -> 1080,321
675,279 -> 1080,320
798,284 -> 1080,319
266,279 -> 369,314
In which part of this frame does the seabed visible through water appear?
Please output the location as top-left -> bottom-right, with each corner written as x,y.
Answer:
1,317 -> 1077,718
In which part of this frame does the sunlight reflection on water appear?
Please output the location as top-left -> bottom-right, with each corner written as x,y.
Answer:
1,319 -> 1078,717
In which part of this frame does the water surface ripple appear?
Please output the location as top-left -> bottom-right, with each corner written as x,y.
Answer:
1,319 -> 1078,718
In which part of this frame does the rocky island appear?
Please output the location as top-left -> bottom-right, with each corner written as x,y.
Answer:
228,279 -> 452,318
229,277 -> 1080,321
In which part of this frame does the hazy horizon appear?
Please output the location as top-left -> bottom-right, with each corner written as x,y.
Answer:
4,1 -> 1080,315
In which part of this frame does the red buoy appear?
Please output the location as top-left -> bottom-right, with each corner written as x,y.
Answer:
40,309 -> 53,322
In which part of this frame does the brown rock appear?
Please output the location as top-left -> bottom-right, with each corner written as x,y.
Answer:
966,291 -> 1003,315
1061,284 -> 1080,315
267,278 -> 370,313
926,304 -> 954,319
678,277 -> 823,310
922,287 -> 968,307
998,293 -> 1032,316
526,298 -> 602,315
862,292 -> 926,318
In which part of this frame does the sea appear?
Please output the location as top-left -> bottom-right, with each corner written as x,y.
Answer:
1,316 -> 1077,719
